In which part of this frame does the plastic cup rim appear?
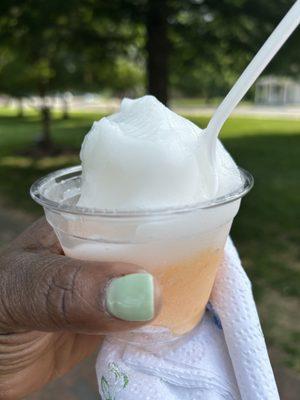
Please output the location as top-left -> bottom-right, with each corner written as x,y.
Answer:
30,165 -> 254,218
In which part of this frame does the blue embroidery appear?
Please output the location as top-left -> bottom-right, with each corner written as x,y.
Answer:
206,302 -> 223,330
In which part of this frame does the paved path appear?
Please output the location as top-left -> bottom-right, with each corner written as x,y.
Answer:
0,205 -> 36,247
26,355 -> 99,400
70,101 -> 300,120
1,206 -> 299,399
173,104 -> 300,119
5,96 -> 300,119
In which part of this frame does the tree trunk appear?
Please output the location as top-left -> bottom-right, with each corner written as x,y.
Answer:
35,87 -> 53,151
146,0 -> 169,105
62,96 -> 69,119
17,98 -> 24,118
36,106 -> 52,150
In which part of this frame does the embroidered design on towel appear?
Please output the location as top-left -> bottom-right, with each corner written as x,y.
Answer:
100,362 -> 129,400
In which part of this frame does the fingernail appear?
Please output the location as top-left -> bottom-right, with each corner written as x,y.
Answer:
106,273 -> 154,321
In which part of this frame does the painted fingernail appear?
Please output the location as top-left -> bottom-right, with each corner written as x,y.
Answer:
106,273 -> 154,321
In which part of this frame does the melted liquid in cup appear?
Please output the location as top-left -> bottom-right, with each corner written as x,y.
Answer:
153,247 -> 223,335
61,222 -> 228,347
63,243 -> 223,348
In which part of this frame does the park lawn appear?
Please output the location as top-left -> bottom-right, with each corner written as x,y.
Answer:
0,109 -> 299,372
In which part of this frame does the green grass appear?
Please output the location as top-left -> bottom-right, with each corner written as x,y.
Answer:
0,109 -> 300,372
0,111 -> 101,212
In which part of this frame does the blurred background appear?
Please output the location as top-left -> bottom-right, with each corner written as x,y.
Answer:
0,0 -> 299,399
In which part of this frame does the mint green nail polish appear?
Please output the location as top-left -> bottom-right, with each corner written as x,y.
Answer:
106,273 -> 154,321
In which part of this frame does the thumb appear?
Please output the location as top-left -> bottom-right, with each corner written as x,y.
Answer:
0,249 -> 160,334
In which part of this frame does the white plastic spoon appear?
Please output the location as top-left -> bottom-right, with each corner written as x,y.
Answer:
204,0 -> 300,194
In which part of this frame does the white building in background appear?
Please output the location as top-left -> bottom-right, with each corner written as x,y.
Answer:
255,76 -> 300,105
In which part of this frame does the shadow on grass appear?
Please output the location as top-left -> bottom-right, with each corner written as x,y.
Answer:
0,113 -> 103,157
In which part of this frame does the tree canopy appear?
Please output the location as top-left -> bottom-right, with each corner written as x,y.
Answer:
0,0 -> 298,105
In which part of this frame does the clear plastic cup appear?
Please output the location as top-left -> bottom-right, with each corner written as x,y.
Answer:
30,165 -> 253,347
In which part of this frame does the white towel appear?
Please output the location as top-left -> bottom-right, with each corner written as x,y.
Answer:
96,238 -> 279,400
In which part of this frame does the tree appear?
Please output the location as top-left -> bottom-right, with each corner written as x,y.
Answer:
0,0 -> 298,129
0,1 -> 78,149
168,0 -> 300,100
102,0 -> 299,104
0,0 -> 142,151
146,0 -> 170,104
0,48 -> 33,116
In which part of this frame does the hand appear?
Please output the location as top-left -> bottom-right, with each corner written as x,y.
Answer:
0,218 -> 159,399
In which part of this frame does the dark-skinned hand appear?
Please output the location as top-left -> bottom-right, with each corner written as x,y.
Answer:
0,218 -> 159,399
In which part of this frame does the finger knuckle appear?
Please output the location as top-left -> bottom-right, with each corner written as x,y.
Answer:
44,263 -> 82,328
